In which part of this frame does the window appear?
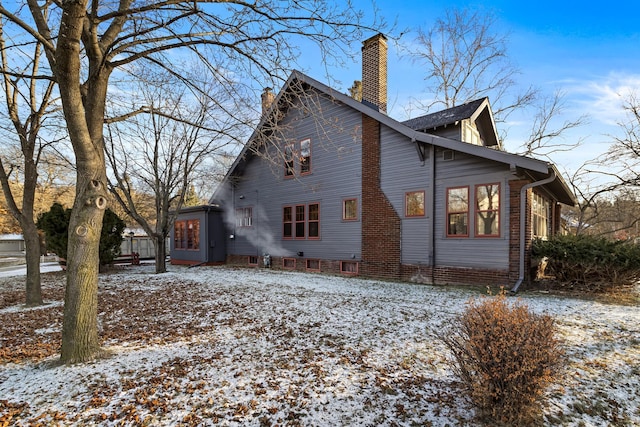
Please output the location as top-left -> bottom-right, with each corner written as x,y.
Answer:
308,203 -> 320,238
295,205 -> 306,239
300,138 -> 311,174
343,198 -> 358,221
340,261 -> 359,275
174,220 -> 185,249
532,192 -> 550,239
187,220 -> 200,249
284,143 -> 294,177
283,203 -> 321,239
174,219 -> 200,250
306,259 -> 321,271
463,122 -> 481,145
283,206 -> 293,238
235,207 -> 253,227
283,258 -> 296,269
283,139 -> 312,177
447,187 -> 469,236
405,191 -> 425,217
476,184 -> 500,237
248,256 -> 258,265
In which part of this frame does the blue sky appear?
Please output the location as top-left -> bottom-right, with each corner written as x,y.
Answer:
296,0 -> 640,175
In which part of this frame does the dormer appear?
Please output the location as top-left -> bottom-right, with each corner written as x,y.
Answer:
402,97 -> 501,149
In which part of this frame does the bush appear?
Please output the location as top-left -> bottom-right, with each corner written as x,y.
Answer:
532,234 -> 640,289
440,293 -> 563,426
37,202 -> 126,266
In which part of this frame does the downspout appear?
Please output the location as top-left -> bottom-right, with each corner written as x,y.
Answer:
428,145 -> 436,284
510,169 -> 556,293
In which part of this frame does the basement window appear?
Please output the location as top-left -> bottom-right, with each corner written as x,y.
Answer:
283,258 -> 296,270
306,259 -> 321,272
340,261 -> 358,275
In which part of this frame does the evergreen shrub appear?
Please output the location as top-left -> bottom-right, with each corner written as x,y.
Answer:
37,202 -> 126,265
532,234 -> 640,289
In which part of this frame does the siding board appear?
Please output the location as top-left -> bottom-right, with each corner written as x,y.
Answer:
225,89 -> 363,261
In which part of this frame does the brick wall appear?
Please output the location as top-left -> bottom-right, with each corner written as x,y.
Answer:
508,179 -> 532,283
360,114 -> 401,279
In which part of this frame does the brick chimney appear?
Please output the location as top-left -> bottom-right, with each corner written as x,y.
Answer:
361,33 -> 387,113
360,33 -> 400,280
261,87 -> 275,116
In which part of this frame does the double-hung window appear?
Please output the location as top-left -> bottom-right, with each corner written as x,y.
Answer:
295,205 -> 306,239
283,139 -> 312,176
447,187 -> 469,236
300,138 -> 311,174
284,143 -> 295,177
283,203 -> 320,239
532,192 -> 550,239
475,184 -> 500,237
308,203 -> 319,238
235,207 -> 253,228
283,206 -> 293,238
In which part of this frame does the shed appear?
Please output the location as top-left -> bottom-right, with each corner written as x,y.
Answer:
169,205 -> 226,265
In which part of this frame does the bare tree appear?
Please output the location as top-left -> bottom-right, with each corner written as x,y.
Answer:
406,8 -> 535,117
106,73 -> 240,274
0,0 -> 379,363
0,15 -> 60,306
405,8 -> 585,157
519,91 -> 586,160
564,92 -> 640,237
601,92 -> 640,186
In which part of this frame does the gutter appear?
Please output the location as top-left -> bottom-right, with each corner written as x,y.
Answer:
510,168 -> 556,293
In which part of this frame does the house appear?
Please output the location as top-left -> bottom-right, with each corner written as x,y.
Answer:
173,33 -> 576,289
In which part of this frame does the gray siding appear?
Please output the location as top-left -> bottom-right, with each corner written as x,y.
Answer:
433,148 -> 511,269
170,210 -> 208,263
224,89 -> 363,261
380,125 -> 432,265
431,125 -> 461,141
379,128 -> 513,270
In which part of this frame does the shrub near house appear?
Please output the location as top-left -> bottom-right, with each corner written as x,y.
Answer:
532,234 -> 640,290
440,292 -> 563,426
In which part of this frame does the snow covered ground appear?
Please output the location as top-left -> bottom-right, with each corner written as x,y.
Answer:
1,265 -> 639,426
0,261 -> 62,278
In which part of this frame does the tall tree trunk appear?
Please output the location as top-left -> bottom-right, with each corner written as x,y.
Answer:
155,234 -> 167,274
22,156 -> 42,306
23,220 -> 43,306
56,0 -> 110,363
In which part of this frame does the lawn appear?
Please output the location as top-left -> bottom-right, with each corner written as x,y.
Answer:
1,265 -> 639,426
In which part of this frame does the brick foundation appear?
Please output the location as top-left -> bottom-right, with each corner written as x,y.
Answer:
226,254 -> 509,287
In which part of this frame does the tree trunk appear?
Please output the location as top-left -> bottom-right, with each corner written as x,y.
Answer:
155,235 -> 167,274
56,0 -> 110,363
23,220 -> 43,306
60,175 -> 107,363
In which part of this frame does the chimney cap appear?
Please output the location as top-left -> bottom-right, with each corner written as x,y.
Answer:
362,33 -> 388,49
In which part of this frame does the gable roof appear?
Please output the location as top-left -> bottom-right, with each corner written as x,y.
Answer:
214,70 -> 576,206
402,98 -> 486,130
